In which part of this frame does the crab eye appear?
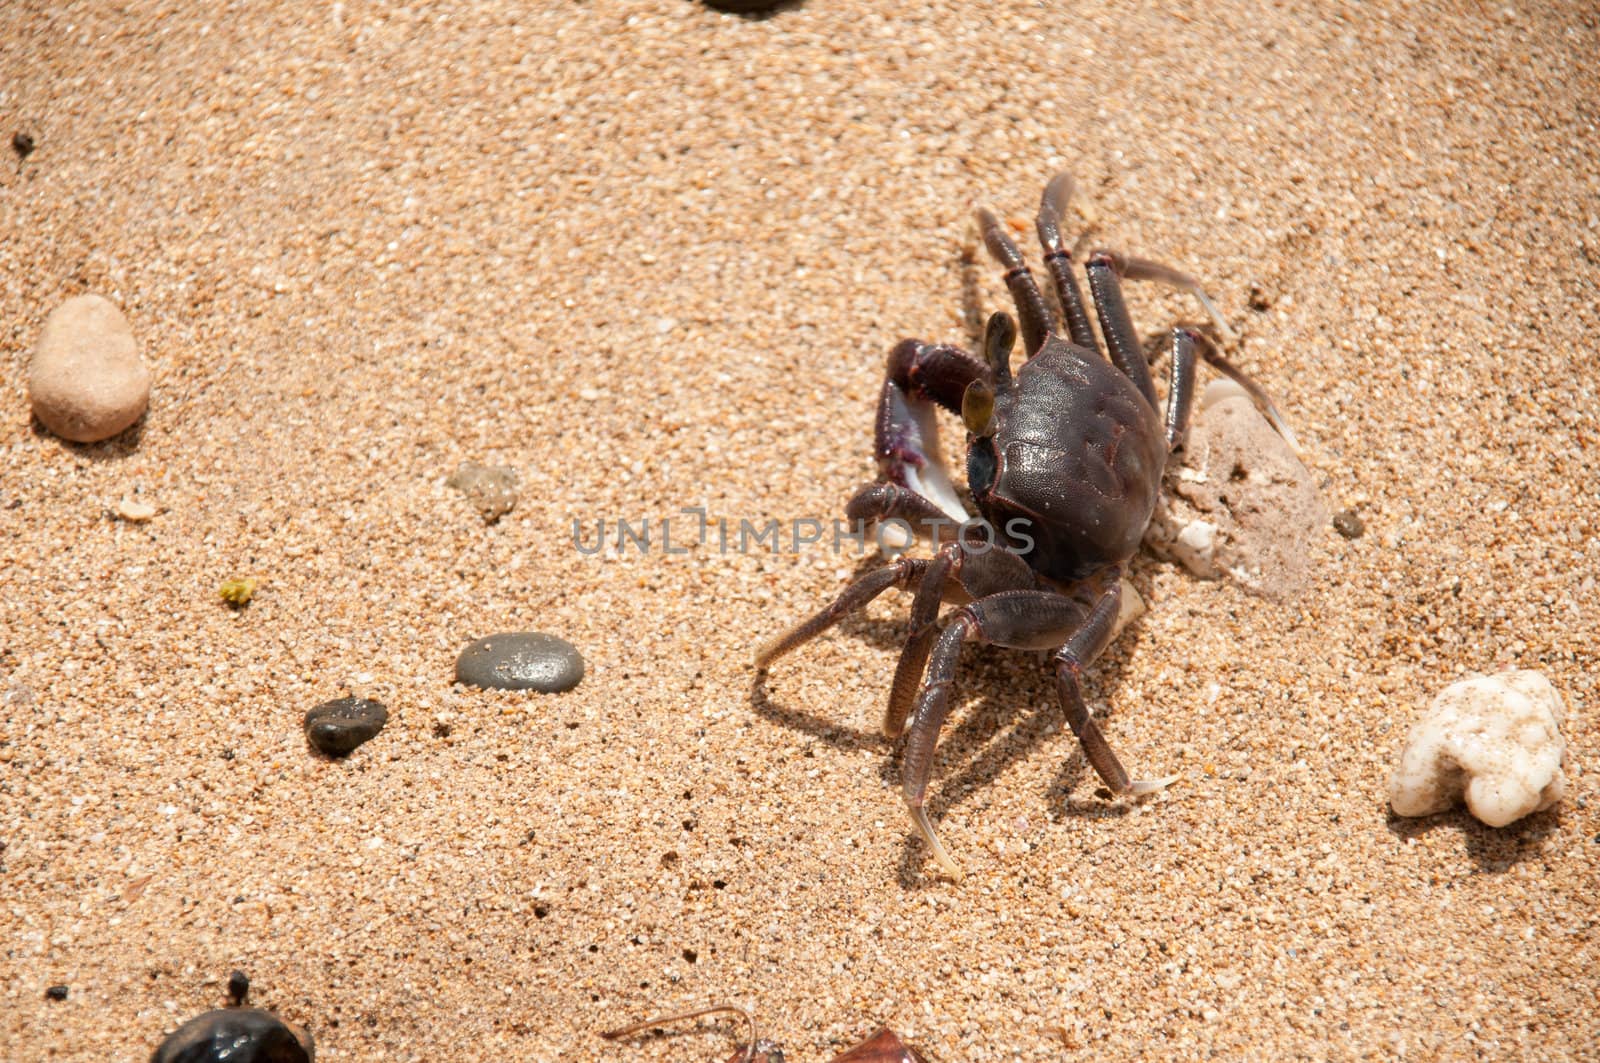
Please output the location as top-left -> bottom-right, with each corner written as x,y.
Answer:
983,311 -> 1016,385
961,380 -> 995,436
967,436 -> 997,498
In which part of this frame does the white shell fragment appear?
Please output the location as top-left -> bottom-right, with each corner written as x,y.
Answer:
115,497 -> 157,522
1388,670 -> 1569,827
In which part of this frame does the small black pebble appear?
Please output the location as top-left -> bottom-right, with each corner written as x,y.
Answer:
682,948 -> 697,963
1332,509 -> 1365,539
151,1008 -> 312,1063
45,984 -> 68,1001
12,131 -> 35,159
304,697 -> 388,756
704,0 -> 788,11
227,969 -> 249,1005
1248,282 -> 1274,311
455,632 -> 584,693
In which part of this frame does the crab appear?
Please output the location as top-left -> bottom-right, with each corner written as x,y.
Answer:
756,173 -> 1290,879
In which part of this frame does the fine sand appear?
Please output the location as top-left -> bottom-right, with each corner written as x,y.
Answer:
2,2 -> 1597,1059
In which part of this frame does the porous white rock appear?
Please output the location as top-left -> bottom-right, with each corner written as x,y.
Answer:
29,294 -> 150,442
1388,670 -> 1569,827
1144,382 -> 1326,600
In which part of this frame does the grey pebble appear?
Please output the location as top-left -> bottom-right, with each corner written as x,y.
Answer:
151,1008 -> 313,1063
303,697 -> 388,756
456,632 -> 584,692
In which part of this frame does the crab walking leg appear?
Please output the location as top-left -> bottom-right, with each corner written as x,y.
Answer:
1052,574 -> 1180,796
1164,328 -> 1200,452
1085,252 -> 1160,407
886,542 -> 1044,739
900,589 -> 1099,879
1187,329 -> 1302,454
754,557 -> 930,669
1091,253 -> 1299,452
1034,173 -> 1100,352
1112,253 -> 1236,346
977,208 -> 1055,358
885,545 -> 958,739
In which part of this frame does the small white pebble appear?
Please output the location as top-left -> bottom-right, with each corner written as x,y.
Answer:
115,497 -> 157,522
1177,520 -> 1218,553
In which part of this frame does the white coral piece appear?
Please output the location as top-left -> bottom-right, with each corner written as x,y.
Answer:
1389,670 -> 1569,827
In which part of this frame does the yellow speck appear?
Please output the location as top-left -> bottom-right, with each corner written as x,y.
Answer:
218,577 -> 259,605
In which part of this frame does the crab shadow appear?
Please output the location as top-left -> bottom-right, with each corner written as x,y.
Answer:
750,603 -> 1147,889
1384,805 -> 1564,873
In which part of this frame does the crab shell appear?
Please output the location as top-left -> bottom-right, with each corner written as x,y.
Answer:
967,334 -> 1167,585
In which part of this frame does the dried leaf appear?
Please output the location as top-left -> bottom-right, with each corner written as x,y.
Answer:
830,1028 -> 927,1063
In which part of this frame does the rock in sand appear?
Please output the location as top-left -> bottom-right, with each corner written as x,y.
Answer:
29,294 -> 150,443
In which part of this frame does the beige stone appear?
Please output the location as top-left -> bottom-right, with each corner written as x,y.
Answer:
29,294 -> 150,443
1144,384 -> 1327,601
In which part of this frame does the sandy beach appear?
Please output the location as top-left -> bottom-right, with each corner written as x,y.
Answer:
2,1 -> 1597,1058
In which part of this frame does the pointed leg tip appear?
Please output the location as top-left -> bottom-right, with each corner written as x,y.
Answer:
909,803 -> 964,882
1128,772 -> 1182,796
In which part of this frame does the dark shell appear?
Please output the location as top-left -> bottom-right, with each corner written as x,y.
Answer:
151,1008 -> 312,1063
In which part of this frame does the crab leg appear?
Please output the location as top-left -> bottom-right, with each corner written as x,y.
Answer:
900,589 -> 1100,879
1085,252 -> 1159,407
1034,173 -> 1099,352
1164,328 -> 1200,452
886,542 -> 1041,738
1109,252 -> 1235,345
977,208 -> 1055,358
1091,250 -> 1300,452
1051,573 -> 1179,796
1187,329 -> 1301,453
754,557 -> 930,669
885,545 -> 959,739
